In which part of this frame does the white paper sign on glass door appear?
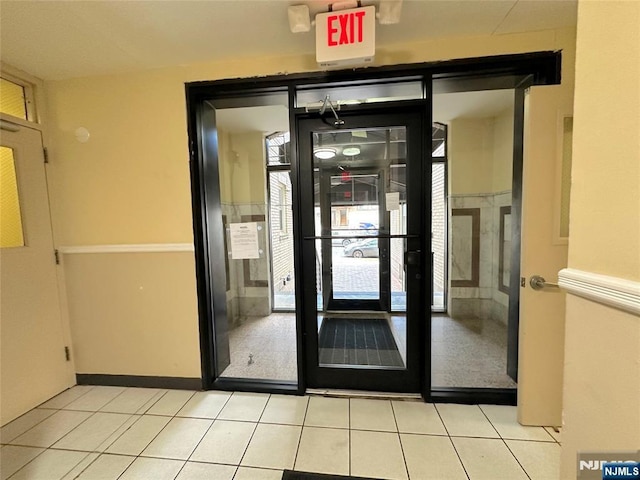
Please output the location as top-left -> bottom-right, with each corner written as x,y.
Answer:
386,192 -> 400,211
230,222 -> 260,259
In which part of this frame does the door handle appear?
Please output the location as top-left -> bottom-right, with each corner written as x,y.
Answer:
404,250 -> 421,266
529,275 -> 560,290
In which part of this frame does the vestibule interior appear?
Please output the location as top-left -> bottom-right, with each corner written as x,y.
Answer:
432,88 -> 517,389
214,99 -> 297,383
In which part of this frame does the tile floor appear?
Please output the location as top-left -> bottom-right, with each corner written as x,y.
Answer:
0,386 -> 562,480
218,313 -> 516,389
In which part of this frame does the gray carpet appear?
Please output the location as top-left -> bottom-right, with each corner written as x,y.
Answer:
318,317 -> 404,367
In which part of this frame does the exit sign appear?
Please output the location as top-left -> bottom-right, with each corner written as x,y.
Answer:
316,6 -> 375,68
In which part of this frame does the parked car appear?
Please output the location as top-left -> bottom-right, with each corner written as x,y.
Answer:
331,224 -> 378,246
331,230 -> 357,247
344,238 -> 379,258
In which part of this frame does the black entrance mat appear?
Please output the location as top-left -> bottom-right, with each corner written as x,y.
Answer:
318,317 -> 404,367
282,471 -> 382,480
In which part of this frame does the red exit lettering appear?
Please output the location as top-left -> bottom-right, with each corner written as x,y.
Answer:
327,11 -> 366,47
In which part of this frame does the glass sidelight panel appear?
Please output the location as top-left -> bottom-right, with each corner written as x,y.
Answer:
431,89 -> 516,389
212,99 -> 297,383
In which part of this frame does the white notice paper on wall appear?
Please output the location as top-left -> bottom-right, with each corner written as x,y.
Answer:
386,192 -> 400,211
230,222 -> 260,259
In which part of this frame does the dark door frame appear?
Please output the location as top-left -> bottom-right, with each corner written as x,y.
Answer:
185,51 -> 562,401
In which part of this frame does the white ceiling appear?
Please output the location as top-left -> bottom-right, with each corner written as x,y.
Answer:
0,0 -> 577,81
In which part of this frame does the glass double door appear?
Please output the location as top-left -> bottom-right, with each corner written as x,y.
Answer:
297,107 -> 428,393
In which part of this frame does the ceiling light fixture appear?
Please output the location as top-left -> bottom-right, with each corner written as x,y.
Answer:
342,146 -> 361,156
314,148 -> 336,159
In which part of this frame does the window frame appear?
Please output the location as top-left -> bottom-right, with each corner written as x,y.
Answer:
0,71 -> 37,123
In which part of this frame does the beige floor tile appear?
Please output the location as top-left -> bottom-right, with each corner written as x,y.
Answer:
9,449 -> 89,480
0,445 -> 44,480
0,409 -> 56,444
544,426 -> 562,443
60,453 -> 100,480
241,424 -> 301,470
351,430 -> 408,480
105,415 -> 171,455
74,453 -> 135,480
452,437 -> 528,480
392,401 -> 447,435
506,439 -> 561,480
350,399 -> 397,432
93,415 -> 142,452
217,393 -> 270,422
39,386 -> 95,410
304,397 -> 349,429
63,386 -> 126,412
119,457 -> 185,480
141,417 -> 212,460
52,412 -> 132,451
234,467 -> 283,480
190,420 -> 256,465
176,461 -> 236,480
294,427 -> 349,475
100,388 -> 165,414
147,390 -> 196,416
480,405 -> 555,442
260,395 -> 308,425
436,404 -> 499,438
177,391 -> 231,419
9,410 -> 93,447
401,434 -> 467,480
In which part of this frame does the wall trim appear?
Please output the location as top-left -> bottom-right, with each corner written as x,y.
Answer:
76,374 -> 202,390
558,268 -> 640,316
58,243 -> 195,254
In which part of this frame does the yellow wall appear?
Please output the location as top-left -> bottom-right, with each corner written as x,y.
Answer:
560,1 -> 640,477
225,132 -> 267,205
449,118 -> 494,194
492,108 -> 515,192
44,27 -> 576,383
449,108 -> 514,195
63,252 -> 200,377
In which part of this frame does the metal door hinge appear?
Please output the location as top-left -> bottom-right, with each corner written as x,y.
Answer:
64,346 -> 71,361
43,147 -> 49,164
54,249 -> 60,265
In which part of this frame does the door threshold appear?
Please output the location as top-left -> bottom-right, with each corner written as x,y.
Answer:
306,388 -> 422,401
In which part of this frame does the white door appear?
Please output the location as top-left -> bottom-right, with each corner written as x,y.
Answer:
517,87 -> 571,427
1,120 -> 74,425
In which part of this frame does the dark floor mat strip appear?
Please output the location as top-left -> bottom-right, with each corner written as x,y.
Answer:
318,317 -> 404,367
282,470 -> 382,480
